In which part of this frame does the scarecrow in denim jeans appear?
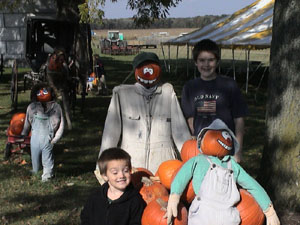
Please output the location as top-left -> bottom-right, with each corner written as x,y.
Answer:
22,83 -> 64,182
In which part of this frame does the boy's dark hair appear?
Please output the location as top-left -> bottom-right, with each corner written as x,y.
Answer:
98,148 -> 132,175
192,39 -> 220,62
30,83 -> 56,102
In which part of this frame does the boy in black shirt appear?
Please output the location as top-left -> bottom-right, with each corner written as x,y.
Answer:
81,148 -> 146,225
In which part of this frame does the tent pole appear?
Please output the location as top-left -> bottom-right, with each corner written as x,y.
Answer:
246,49 -> 250,93
218,48 -> 221,74
232,48 -> 236,80
161,43 -> 168,72
186,44 -> 189,78
175,45 -> 179,76
168,43 -> 171,73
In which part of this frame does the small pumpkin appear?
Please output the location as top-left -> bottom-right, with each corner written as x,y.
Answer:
156,160 -> 183,190
135,62 -> 161,88
9,113 -> 26,135
139,177 -> 169,204
141,196 -> 188,225
171,167 -> 195,204
180,139 -> 199,162
200,130 -> 233,157
131,167 -> 154,190
237,189 -> 265,225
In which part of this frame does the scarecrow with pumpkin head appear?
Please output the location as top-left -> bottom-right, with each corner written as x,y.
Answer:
166,119 -> 280,225
21,83 -> 64,182
95,52 -> 190,179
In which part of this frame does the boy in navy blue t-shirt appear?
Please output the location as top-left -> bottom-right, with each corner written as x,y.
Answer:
181,39 -> 248,163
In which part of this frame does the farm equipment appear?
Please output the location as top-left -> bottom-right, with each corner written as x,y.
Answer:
100,30 -> 140,55
4,112 -> 31,160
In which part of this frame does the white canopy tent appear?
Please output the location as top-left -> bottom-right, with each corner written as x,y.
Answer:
162,0 -> 274,92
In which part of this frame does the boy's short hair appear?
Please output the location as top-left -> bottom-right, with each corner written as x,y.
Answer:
98,148 -> 132,175
192,39 -> 220,62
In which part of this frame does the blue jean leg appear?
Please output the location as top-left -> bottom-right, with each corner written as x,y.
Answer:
41,141 -> 54,180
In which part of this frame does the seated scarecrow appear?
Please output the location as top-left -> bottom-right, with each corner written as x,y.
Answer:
166,119 -> 280,225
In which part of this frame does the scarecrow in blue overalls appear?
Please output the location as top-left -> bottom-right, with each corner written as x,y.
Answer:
166,119 -> 280,225
21,83 -> 64,182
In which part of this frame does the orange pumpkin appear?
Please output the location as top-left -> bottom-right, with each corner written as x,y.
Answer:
141,196 -> 188,225
171,167 -> 195,204
36,88 -> 52,102
180,139 -> 199,162
135,62 -> 161,88
9,113 -> 26,135
237,189 -> 265,225
156,160 -> 183,190
131,167 -> 154,190
200,130 -> 233,157
139,177 -> 169,204
10,112 -> 26,125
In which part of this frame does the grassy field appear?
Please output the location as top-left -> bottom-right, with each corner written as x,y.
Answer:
0,52 -> 268,224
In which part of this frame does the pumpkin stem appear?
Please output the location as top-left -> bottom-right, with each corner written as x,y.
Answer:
156,198 -> 167,211
141,176 -> 153,186
150,176 -> 160,182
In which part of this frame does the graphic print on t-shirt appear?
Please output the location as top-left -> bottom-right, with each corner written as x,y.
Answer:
195,94 -> 218,118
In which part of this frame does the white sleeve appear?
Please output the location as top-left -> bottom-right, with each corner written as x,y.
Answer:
171,91 -> 191,153
98,88 -> 122,157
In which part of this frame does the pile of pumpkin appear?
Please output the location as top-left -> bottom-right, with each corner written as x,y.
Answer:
132,139 -> 265,225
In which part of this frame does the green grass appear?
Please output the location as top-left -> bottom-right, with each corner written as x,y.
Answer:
0,53 -> 268,224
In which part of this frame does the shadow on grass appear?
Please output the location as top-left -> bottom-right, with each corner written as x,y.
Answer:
3,184 -> 98,225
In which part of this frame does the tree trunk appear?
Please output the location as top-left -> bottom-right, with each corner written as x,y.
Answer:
259,0 -> 300,211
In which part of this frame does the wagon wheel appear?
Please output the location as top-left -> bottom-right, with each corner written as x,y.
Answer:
11,60 -> 18,109
4,143 -> 12,160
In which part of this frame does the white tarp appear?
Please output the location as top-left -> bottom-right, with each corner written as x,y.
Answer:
165,0 -> 274,49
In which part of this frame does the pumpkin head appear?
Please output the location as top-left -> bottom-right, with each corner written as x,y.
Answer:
156,159 -> 183,190
200,130 -> 233,157
36,88 -> 51,102
180,139 -> 199,162
197,119 -> 240,156
237,189 -> 265,225
141,196 -> 188,225
135,61 -> 161,87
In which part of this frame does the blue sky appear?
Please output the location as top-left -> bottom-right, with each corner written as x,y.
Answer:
102,0 -> 257,19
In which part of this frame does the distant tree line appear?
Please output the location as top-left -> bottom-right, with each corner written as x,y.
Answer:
90,15 -> 228,29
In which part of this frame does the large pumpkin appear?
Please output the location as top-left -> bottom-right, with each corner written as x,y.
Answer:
139,177 -> 169,204
135,62 -> 161,88
131,167 -> 154,190
141,196 -> 188,225
200,130 -> 233,157
237,189 -> 265,225
156,160 -> 183,190
180,139 -> 199,162
9,113 -> 26,135
171,167 -> 195,204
